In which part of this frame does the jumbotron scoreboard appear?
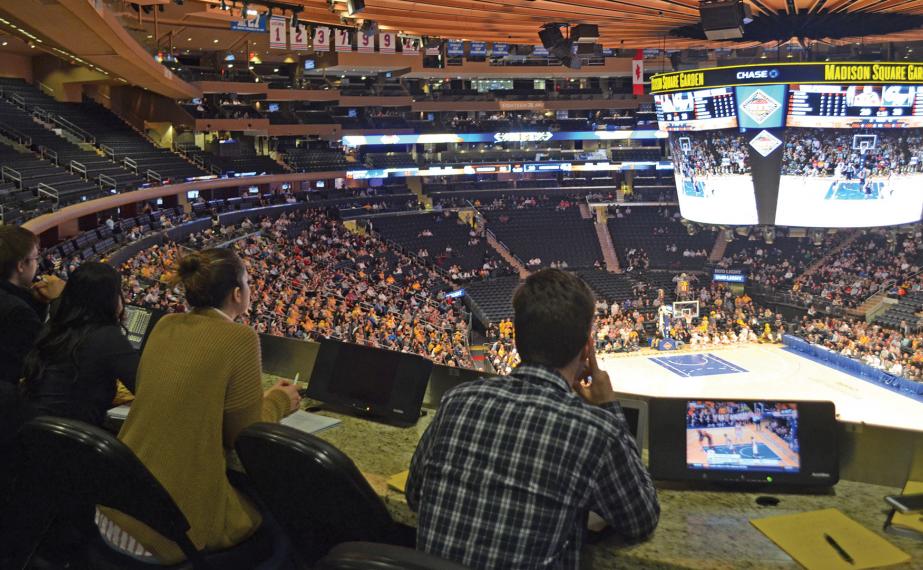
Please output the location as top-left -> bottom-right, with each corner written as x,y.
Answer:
651,62 -> 923,227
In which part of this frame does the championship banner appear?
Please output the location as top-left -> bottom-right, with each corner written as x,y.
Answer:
379,31 -> 396,53
492,42 -> 509,57
335,28 -> 352,52
357,30 -> 375,53
533,45 -> 549,57
446,39 -> 464,57
469,41 -> 487,57
290,23 -> 309,51
313,26 -> 330,52
401,36 -> 419,56
269,16 -> 287,49
633,49 -> 644,95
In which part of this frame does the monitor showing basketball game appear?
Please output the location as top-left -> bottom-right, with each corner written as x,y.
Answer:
669,129 -> 759,225
775,128 -> 923,227
650,398 -> 837,488
686,401 -> 800,474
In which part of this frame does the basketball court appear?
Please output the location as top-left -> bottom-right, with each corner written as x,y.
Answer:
599,344 -> 923,432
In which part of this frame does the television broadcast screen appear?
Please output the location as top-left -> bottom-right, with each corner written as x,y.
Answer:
777,128 -> 923,226
670,129 -> 759,225
686,401 -> 800,474
654,87 -> 738,131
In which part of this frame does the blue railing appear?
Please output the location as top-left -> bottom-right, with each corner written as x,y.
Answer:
783,335 -> 923,403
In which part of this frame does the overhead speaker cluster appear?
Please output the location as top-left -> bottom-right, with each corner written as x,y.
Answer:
699,0 -> 747,40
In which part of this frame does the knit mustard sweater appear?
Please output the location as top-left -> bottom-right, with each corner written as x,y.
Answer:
100,309 -> 290,564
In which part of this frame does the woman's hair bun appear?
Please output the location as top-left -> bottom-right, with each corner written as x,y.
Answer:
178,253 -> 202,281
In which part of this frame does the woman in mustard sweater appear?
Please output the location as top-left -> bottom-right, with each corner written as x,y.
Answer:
97,248 -> 301,564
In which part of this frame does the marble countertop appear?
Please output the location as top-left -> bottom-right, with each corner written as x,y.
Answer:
303,407 -> 923,569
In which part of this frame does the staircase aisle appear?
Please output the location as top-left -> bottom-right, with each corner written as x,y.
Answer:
594,223 -> 621,273
709,231 -> 729,262
487,231 -> 530,278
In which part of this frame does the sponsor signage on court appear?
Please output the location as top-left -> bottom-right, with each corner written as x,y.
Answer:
652,62 -> 923,93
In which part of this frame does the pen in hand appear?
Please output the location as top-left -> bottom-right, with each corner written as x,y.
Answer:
824,533 -> 854,565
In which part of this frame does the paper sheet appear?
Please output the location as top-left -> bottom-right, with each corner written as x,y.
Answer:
751,508 -> 910,570
387,470 -> 409,493
280,410 -> 341,434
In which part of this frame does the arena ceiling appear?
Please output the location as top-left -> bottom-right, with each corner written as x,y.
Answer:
122,0 -> 923,50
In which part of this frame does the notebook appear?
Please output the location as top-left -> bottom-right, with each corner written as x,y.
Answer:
751,508 -> 910,569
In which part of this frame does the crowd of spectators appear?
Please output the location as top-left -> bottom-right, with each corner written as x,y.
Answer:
795,316 -> 923,381
792,230 -> 922,309
119,210 -> 474,368
717,235 -> 841,292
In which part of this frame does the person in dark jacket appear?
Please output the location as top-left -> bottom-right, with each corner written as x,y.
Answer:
22,262 -> 138,426
0,225 -> 65,564
0,226 -> 65,388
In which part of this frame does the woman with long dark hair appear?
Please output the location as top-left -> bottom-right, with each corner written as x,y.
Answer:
22,262 -> 138,426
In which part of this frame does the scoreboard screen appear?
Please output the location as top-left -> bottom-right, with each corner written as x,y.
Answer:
654,87 -> 738,131
787,84 -> 923,128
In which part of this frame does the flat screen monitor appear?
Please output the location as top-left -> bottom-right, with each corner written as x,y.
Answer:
775,127 -> 923,227
423,365 -> 483,409
305,339 -> 433,427
122,305 -> 165,351
259,334 -> 319,382
649,398 -> 838,488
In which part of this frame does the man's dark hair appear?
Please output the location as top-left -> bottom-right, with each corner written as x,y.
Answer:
512,269 -> 595,369
0,226 -> 38,280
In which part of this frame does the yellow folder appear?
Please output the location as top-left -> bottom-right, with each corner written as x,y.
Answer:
890,481 -> 923,535
751,508 -> 910,570
387,470 -> 410,493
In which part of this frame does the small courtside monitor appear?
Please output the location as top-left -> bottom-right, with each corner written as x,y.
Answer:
649,398 -> 838,489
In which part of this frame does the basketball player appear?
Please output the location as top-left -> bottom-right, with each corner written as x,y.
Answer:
859,165 -> 871,198
751,437 -> 760,458
724,434 -> 734,454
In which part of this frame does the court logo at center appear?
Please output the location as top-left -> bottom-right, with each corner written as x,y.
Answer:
749,130 -> 782,157
740,89 -> 780,125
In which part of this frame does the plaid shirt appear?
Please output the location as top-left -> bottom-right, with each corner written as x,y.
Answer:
406,364 -> 659,570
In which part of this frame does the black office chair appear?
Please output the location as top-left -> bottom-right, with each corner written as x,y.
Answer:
235,423 -> 415,565
315,542 -> 471,570
14,416 -> 279,570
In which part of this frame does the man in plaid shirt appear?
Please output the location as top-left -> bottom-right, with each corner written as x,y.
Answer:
406,269 -> 659,569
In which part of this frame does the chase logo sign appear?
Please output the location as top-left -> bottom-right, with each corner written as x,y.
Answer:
735,68 -> 779,80
740,89 -> 781,125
